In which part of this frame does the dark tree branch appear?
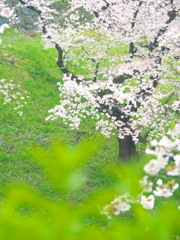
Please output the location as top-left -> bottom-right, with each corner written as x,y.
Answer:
93,62 -> 100,82
93,0 -> 110,17
113,74 -> 132,84
55,43 -> 81,83
19,0 -> 42,15
129,1 -> 143,56
18,0 -> 91,83
131,1 -> 143,28
146,8 -> 177,52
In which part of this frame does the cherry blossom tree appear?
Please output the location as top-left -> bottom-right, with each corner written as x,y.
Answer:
7,0 -> 180,160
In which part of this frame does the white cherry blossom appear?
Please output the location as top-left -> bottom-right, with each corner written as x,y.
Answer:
102,125 -> 179,218
140,195 -> 155,210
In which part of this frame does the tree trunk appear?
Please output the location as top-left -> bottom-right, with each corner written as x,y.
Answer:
118,135 -> 137,161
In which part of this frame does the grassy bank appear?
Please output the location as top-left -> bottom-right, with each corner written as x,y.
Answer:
0,29 -> 120,203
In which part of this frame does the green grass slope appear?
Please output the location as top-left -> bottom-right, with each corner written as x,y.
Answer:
0,29 -> 118,202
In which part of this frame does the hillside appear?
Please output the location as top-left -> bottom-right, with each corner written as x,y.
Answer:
0,29 -> 120,202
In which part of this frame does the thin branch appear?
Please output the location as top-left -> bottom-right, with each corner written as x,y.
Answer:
143,91 -> 176,138
129,1 -> 143,56
93,62 -> 100,82
165,91 -> 175,104
146,8 -> 177,52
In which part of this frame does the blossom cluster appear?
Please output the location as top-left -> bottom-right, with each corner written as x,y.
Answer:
0,79 -> 30,116
0,1 -> 14,43
102,124 -> 180,218
46,74 -> 178,142
0,3 -> 30,115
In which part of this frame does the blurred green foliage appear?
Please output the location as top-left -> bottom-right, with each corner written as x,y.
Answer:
0,140 -> 179,240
